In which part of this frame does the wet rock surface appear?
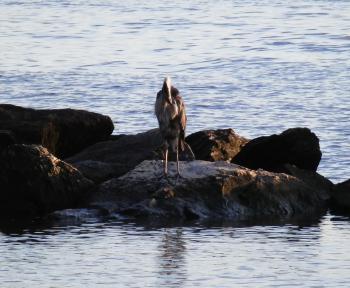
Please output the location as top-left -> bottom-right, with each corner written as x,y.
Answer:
232,128 -> 322,173
0,104 -> 114,158
0,144 -> 93,218
186,128 -> 249,161
91,160 -> 329,220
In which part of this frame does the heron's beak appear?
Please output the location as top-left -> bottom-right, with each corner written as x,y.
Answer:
163,77 -> 172,104
166,85 -> 172,104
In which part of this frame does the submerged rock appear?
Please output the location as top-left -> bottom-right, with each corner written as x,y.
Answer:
0,104 -> 114,158
186,128 -> 249,161
232,128 -> 322,173
67,128 -> 195,182
0,144 -> 93,218
91,160 -> 328,220
330,179 -> 350,212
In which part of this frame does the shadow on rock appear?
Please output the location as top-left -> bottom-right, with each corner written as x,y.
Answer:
232,127 -> 322,173
66,128 -> 195,183
0,144 -> 94,219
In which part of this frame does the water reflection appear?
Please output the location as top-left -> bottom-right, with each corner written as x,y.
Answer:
0,214 -> 350,287
156,228 -> 187,288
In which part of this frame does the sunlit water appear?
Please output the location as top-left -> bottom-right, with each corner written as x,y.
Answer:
1,1 -> 350,287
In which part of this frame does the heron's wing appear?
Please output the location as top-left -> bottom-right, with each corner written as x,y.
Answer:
175,95 -> 187,150
155,90 -> 163,123
175,96 -> 186,131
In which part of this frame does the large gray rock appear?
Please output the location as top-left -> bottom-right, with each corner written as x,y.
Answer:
0,144 -> 93,218
67,129 -> 195,182
91,160 -> 329,220
0,104 -> 114,158
331,179 -> 350,212
232,128 -> 322,173
186,128 -> 249,161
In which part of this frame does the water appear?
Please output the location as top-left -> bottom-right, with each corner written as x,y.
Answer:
1,214 -> 350,287
0,0 -> 350,287
1,0 -> 350,182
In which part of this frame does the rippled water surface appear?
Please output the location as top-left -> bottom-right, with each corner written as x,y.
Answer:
1,214 -> 350,287
0,0 -> 349,182
1,1 -> 350,287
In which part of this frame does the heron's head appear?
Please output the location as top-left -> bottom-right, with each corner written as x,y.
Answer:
162,76 -> 172,104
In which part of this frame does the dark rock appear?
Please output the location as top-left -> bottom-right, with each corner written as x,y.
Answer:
0,104 -> 114,158
284,164 -> 332,199
330,179 -> 350,212
73,160 -> 126,184
0,144 -> 93,218
67,129 -> 195,181
232,128 -> 322,173
91,160 -> 328,220
186,128 -> 249,161
0,130 -> 16,149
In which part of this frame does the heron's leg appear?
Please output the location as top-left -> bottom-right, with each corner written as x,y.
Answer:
164,146 -> 168,177
176,145 -> 180,176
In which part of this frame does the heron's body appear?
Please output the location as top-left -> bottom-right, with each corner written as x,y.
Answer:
155,77 -> 186,176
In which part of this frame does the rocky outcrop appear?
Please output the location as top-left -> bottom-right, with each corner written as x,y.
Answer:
0,104 -> 114,158
232,128 -> 322,173
67,129 -> 195,182
73,160 -> 126,184
91,160 -> 329,220
0,130 -> 16,150
186,128 -> 249,161
330,179 -> 350,212
284,164 -> 333,195
0,144 -> 93,218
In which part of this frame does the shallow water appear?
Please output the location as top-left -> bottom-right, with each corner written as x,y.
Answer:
0,1 -> 350,287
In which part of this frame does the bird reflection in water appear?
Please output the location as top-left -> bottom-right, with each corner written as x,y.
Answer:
156,228 -> 187,288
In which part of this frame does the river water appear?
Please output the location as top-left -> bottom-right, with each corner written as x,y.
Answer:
0,0 -> 350,287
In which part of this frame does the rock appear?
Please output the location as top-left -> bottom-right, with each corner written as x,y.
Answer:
0,144 -> 94,218
91,160 -> 328,220
0,104 -> 114,158
67,129 -> 195,181
0,130 -> 16,149
330,179 -> 350,212
49,208 -> 107,223
73,160 -> 126,184
186,128 -> 249,161
284,164 -> 333,198
232,128 -> 322,173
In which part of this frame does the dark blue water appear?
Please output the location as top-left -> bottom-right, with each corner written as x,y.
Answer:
1,1 -> 350,287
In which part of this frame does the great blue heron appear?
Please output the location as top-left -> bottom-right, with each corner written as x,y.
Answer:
155,77 -> 186,177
